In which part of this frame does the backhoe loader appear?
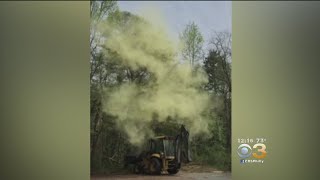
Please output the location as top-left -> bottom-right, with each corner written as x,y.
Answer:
124,125 -> 192,175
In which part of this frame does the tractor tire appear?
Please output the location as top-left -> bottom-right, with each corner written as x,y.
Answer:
149,158 -> 161,175
168,168 -> 179,175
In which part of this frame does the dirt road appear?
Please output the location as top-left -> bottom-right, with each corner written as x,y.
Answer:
91,171 -> 231,180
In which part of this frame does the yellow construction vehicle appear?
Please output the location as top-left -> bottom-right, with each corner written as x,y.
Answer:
125,125 -> 192,175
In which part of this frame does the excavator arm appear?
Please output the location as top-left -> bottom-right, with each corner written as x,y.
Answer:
175,125 -> 192,165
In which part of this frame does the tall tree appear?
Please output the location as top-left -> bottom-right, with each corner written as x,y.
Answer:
90,7 -> 159,171
179,22 -> 204,67
90,0 -> 119,169
90,0 -> 118,83
203,31 -> 231,169
207,31 -> 231,94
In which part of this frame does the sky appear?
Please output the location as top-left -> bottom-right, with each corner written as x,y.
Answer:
117,1 -> 232,51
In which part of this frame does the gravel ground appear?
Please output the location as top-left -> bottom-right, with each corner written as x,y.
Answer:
91,171 -> 231,180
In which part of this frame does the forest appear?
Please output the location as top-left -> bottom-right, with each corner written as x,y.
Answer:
90,1 -> 231,174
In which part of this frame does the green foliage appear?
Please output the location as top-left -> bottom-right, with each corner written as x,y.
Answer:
90,0 -> 118,22
90,1 -> 231,173
201,31 -> 232,170
179,22 -> 204,66
190,115 -> 231,170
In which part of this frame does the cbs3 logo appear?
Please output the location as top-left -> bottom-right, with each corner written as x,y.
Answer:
237,143 -> 267,159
